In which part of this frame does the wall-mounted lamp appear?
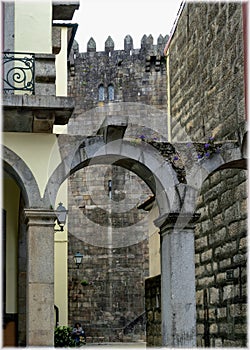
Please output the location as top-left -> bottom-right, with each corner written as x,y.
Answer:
55,202 -> 68,231
74,251 -> 83,269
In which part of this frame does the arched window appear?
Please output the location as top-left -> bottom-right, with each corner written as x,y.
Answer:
98,84 -> 105,101
108,84 -> 114,101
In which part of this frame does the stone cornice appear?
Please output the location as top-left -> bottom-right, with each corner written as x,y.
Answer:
154,212 -> 200,232
24,209 -> 57,227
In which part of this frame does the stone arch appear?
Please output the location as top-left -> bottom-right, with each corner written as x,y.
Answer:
2,146 -> 42,208
44,135 -> 183,217
185,142 -> 244,195
45,137 -> 245,218
2,146 -> 43,346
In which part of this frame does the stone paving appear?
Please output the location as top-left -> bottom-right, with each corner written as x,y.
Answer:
83,342 -> 146,348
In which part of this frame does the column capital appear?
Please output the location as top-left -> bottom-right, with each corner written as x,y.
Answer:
154,212 -> 200,232
24,208 -> 56,227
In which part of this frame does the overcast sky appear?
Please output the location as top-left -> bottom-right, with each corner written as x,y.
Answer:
72,0 -> 183,52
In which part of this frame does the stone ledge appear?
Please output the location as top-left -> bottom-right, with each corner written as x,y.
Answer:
3,94 -> 75,132
97,115 -> 128,143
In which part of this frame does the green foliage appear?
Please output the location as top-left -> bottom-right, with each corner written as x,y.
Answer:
54,326 -> 77,347
81,279 -> 89,286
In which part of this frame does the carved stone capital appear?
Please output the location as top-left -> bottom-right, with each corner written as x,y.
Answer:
24,208 -> 56,227
154,212 -> 200,233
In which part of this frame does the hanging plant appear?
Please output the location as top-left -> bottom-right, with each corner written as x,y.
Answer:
197,137 -> 221,160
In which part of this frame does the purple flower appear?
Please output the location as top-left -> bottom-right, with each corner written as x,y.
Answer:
204,143 -> 210,148
173,156 -> 179,161
187,142 -> 192,147
153,137 -> 158,141
209,137 -> 214,141
205,152 -> 210,157
139,135 -> 145,140
197,154 -> 203,159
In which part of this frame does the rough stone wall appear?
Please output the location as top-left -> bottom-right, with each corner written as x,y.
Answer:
145,275 -> 161,347
167,2 -> 247,347
68,232 -> 149,342
67,162 -> 151,341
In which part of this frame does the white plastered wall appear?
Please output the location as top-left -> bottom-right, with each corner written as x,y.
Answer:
15,0 -> 52,54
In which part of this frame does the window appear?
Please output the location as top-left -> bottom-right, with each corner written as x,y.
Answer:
108,84 -> 114,101
98,84 -> 105,101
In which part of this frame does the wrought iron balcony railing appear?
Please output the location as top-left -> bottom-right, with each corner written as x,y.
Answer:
3,52 -> 35,94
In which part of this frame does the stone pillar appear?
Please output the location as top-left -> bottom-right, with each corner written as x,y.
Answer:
154,212 -> 200,347
24,209 -> 56,346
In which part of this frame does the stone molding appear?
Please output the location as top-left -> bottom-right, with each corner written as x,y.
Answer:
154,212 -> 200,232
24,209 -> 56,227
3,94 -> 75,132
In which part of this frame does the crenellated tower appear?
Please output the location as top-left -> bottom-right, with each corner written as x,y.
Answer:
68,34 -> 169,115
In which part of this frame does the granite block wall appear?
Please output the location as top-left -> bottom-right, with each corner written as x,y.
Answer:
167,2 -> 247,347
168,2 -> 245,143
145,275 -> 161,347
195,168 -> 247,347
68,232 -> 149,342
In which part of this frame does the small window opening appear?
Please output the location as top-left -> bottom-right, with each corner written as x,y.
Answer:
108,180 -> 112,199
108,84 -> 114,101
98,84 -> 105,101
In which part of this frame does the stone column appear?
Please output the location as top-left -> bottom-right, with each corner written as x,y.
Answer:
24,209 -> 56,346
154,212 -> 200,347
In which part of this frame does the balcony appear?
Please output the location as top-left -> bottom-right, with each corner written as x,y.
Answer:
2,52 -> 75,133
3,52 -> 35,95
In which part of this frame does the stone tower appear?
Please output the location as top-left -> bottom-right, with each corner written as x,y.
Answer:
67,34 -> 169,342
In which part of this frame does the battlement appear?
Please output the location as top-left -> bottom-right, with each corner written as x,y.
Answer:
72,34 -> 169,56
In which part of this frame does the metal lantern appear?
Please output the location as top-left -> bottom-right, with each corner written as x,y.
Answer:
55,202 -> 67,231
74,252 -> 83,268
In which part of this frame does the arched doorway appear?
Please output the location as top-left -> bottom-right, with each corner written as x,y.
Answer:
2,146 -> 56,346
2,148 -> 39,346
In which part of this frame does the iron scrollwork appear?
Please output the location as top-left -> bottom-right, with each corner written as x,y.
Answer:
3,52 -> 35,94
